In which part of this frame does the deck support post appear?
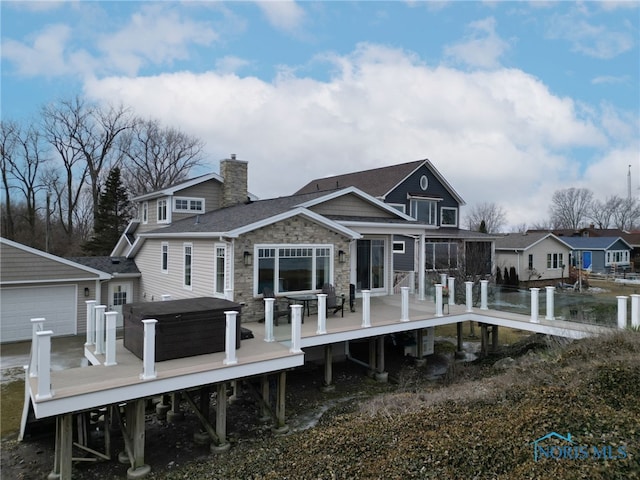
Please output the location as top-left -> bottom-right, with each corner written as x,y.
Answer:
545,286 -> 555,320
491,325 -> 499,352
167,392 -> 184,423
260,376 -> 271,422
400,287 -> 410,321
447,277 -> 455,306
156,395 -> 170,420
361,290 -> 371,327
465,282 -> 473,312
617,296 -> 628,329
375,336 -> 388,383
317,294 -> 327,334
263,298 -> 275,342
480,280 -> 489,310
85,301 -> 96,346
224,311 -> 239,365
415,329 -> 426,366
140,319 -> 157,380
273,371 -> 289,434
125,399 -> 150,479
211,382 -> 230,452
480,324 -> 489,356
322,344 -> 334,391
631,294 -> 640,328
455,322 -> 465,359
530,288 -> 540,323
104,311 -> 118,366
435,284 -> 444,317
367,338 -> 377,377
194,387 -> 211,444
94,305 -> 106,355
48,413 -> 73,480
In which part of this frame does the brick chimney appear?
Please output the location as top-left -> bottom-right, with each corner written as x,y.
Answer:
220,154 -> 248,208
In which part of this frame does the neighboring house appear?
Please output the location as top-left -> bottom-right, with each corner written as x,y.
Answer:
295,159 -> 496,278
0,238 -> 139,343
114,156 -> 427,322
494,232 -> 572,283
560,236 -> 633,275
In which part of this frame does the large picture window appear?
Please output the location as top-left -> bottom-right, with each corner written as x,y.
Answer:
256,245 -> 333,295
409,198 -> 437,225
425,242 -> 458,270
606,250 -> 629,266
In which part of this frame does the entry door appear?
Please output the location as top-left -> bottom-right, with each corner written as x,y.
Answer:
356,239 -> 385,292
108,282 -> 132,327
582,251 -> 592,271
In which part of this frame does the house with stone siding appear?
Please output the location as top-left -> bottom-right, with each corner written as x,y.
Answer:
113,156 -> 427,322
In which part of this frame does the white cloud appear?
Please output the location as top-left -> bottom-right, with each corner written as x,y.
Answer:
215,56 -> 252,75
1,24 -> 72,76
443,17 -> 510,69
83,44 -> 629,228
591,74 -> 630,85
255,0 -> 306,33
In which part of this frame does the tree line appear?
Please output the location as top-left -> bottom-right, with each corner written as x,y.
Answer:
1,96 -> 206,256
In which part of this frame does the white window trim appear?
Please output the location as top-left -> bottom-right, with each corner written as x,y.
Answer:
546,252 -> 564,269
183,243 -> 193,290
393,241 -> 405,254
142,201 -> 148,224
440,206 -> 458,227
161,242 -> 169,274
214,243 -> 228,296
606,250 -> 630,266
174,196 -> 205,214
408,196 -> 439,225
157,198 -> 170,224
253,244 -> 335,296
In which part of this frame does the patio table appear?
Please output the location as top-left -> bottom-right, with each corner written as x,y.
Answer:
285,294 -> 317,320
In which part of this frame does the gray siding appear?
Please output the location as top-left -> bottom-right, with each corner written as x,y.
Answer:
309,194 -> 396,218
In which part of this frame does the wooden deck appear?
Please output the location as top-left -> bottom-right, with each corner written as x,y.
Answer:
29,294 -> 616,419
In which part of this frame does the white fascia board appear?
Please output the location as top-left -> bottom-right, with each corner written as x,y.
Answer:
229,208 -> 362,239
607,237 -> 633,250
336,221 -> 424,236
297,187 -> 415,222
1,277 -> 112,286
1,238 -> 111,280
422,159 -> 466,206
31,353 -> 304,419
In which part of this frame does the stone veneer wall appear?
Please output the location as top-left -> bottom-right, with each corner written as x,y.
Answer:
232,216 -> 352,322
220,158 -> 248,208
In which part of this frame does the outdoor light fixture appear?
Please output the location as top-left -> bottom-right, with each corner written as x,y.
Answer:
244,251 -> 253,266
338,250 -> 346,263
84,287 -> 90,297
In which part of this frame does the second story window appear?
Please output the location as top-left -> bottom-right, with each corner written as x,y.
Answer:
158,199 -> 168,223
142,202 -> 148,224
174,197 -> 204,213
410,198 -> 437,225
184,243 -> 192,288
440,207 -> 458,227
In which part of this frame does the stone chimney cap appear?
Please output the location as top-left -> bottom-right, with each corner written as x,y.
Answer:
231,153 -> 236,160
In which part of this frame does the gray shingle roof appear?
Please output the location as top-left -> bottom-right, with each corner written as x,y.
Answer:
494,232 -> 563,250
65,256 -> 140,275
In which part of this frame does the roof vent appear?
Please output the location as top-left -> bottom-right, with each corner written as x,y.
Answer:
111,258 -> 120,264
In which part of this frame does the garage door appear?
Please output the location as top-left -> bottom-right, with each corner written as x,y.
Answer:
1,285 -> 76,343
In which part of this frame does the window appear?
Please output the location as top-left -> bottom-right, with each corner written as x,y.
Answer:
440,207 -> 458,227
161,242 -> 169,273
214,245 -> 226,295
157,199 -> 168,223
174,197 -> 204,213
425,242 -> 458,270
393,241 -> 405,254
420,175 -> 429,191
183,243 -> 192,288
528,254 -> 533,270
142,202 -> 148,224
606,250 -> 630,265
112,285 -> 127,306
546,253 -> 564,269
410,198 -> 437,225
256,245 -> 333,295
389,203 -> 405,214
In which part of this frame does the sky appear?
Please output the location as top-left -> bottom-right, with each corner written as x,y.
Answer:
1,1 -> 639,230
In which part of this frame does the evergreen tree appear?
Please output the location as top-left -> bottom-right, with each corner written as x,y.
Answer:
496,267 -> 503,285
509,266 -> 519,287
479,220 -> 487,234
503,267 -> 510,286
83,167 -> 131,256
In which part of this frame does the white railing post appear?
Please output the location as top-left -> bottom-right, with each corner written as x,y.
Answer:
361,290 -> 371,328
631,294 -> 640,328
29,318 -> 46,378
400,287 -> 410,322
545,286 -> 555,320
435,284 -> 443,317
224,288 -> 233,301
440,273 -> 447,287
409,271 -> 416,294
140,319 -> 157,380
447,277 -> 455,306
104,311 -> 118,366
161,294 -> 171,301
290,304 -> 302,353
480,280 -> 489,310
264,298 -> 275,342
465,281 -> 473,312
317,294 -> 327,334
94,305 -> 106,355
35,330 -> 53,400
224,311 -> 239,365
85,300 -> 96,346
617,296 -> 628,329
530,288 -> 540,323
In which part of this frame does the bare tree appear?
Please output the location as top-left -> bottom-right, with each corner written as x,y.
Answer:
588,197 -> 618,229
465,202 -> 507,234
120,118 -> 205,196
612,196 -> 640,231
511,223 -> 528,234
549,187 -> 593,230
0,120 -> 19,239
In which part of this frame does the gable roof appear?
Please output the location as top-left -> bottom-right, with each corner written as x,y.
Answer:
560,236 -> 632,250
65,256 -> 140,276
494,232 -> 572,251
294,158 -> 465,205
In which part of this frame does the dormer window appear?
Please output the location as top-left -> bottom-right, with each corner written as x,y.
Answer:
409,197 -> 437,225
157,199 -> 168,223
142,201 -> 148,224
174,197 -> 204,213
440,207 -> 458,227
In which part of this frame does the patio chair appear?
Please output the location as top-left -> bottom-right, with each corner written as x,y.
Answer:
322,283 -> 345,317
262,287 -> 290,326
